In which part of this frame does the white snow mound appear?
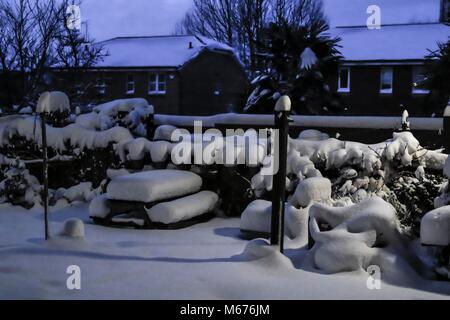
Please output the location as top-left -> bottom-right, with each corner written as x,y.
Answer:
89,194 -> 111,218
421,206 -> 450,246
107,170 -> 202,203
293,177 -> 332,207
145,191 -> 218,224
61,219 -> 85,238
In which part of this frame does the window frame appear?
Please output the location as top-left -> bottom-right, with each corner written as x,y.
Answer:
337,67 -> 351,93
379,67 -> 394,95
148,73 -> 167,95
412,66 -> 430,95
126,74 -> 135,95
96,77 -> 106,95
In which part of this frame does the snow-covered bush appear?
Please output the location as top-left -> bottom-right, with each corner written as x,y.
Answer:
309,197 -> 425,274
0,164 -> 41,208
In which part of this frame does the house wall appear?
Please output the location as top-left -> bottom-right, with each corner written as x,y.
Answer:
179,51 -> 249,116
328,64 -> 433,117
59,70 -> 181,114
54,51 -> 248,116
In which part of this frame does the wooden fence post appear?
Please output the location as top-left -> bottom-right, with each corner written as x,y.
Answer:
271,96 -> 291,253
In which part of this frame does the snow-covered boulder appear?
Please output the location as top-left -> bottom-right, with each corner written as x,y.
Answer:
444,156 -> 450,178
154,125 -> 178,141
61,219 -> 85,238
292,177 -> 332,207
89,194 -> 111,219
240,200 -> 272,234
240,200 -> 309,241
145,191 -> 218,224
62,182 -> 96,203
421,206 -> 450,246
106,170 -> 202,203
36,91 -> 70,114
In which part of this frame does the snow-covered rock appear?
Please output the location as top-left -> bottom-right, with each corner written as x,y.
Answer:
240,200 -> 272,234
89,194 -> 111,219
444,156 -> 450,178
61,219 -> 85,238
145,191 -> 218,224
240,200 -> 309,241
106,170 -> 202,203
421,206 -> 450,246
36,91 -> 70,114
292,178 -> 332,207
61,182 -> 96,203
154,125 -> 178,141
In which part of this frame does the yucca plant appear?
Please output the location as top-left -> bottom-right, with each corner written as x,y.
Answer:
244,17 -> 342,114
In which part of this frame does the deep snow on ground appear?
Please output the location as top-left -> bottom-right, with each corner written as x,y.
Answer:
0,203 -> 449,300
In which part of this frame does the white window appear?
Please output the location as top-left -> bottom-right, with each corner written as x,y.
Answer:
149,74 -> 166,95
380,67 -> 393,94
126,74 -> 135,94
96,78 -> 106,95
338,67 -> 350,93
412,66 -> 430,95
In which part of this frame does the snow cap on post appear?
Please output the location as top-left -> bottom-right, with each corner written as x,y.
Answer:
36,91 -> 70,114
275,95 -> 291,112
444,100 -> 450,117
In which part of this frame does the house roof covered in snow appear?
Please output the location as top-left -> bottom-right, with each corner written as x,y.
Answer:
331,23 -> 450,62
323,0 -> 442,28
94,35 -> 237,69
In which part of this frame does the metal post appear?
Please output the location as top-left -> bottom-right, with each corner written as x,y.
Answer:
271,96 -> 291,253
40,113 -> 49,240
444,102 -> 450,153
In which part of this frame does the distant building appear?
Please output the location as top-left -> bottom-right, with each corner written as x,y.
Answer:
64,35 -> 248,115
324,0 -> 450,116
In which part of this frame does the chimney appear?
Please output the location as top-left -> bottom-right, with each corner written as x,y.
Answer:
189,41 -> 193,49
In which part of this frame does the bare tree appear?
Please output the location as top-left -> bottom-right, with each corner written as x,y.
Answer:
176,0 -> 238,46
176,0 -> 326,76
0,0 -> 106,108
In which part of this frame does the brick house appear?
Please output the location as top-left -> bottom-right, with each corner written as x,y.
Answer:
69,35 -> 248,115
324,0 -> 450,116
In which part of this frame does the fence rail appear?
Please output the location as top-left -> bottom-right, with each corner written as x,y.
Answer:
154,113 -> 443,131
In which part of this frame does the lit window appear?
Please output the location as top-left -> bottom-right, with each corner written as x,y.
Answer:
338,67 -> 350,93
412,66 -> 430,94
96,78 -> 106,95
380,67 -> 393,94
149,74 -> 166,94
126,74 -> 135,94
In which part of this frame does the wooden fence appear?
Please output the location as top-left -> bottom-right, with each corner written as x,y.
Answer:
153,113 -> 449,151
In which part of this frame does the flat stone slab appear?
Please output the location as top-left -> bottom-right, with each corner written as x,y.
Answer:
107,169 -> 202,203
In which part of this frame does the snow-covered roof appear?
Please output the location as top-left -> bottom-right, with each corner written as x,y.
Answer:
331,23 -> 450,62
95,35 -> 236,68
323,0 -> 442,28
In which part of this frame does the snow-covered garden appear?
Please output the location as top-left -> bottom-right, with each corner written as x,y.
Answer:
0,95 -> 450,299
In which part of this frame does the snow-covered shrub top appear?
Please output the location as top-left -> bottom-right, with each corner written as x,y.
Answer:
77,98 -> 154,136
0,116 -> 133,152
36,91 -> 70,114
